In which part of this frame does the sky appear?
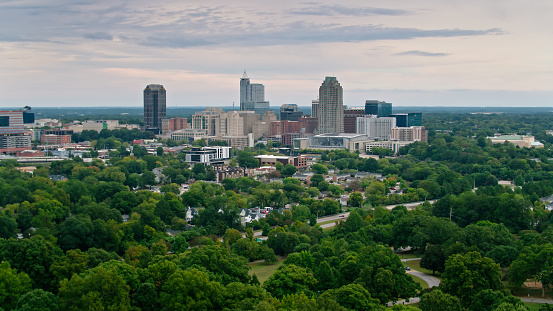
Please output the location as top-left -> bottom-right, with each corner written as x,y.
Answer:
1,0 -> 553,108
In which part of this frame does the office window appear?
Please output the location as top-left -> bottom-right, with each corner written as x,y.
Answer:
0,116 -> 9,127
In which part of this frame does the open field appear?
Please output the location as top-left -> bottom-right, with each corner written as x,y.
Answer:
248,257 -> 285,284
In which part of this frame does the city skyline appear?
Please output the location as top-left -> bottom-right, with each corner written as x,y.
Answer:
2,1 -> 553,108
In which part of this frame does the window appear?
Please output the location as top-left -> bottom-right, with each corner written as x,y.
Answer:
0,116 -> 9,127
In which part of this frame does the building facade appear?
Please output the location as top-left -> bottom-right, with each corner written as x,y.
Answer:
280,104 -> 303,121
343,108 -> 365,133
144,84 -> 166,134
356,115 -> 396,140
318,77 -> 344,134
365,100 -> 392,117
390,126 -> 428,142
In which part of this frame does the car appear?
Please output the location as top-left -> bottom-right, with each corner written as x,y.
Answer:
339,215 -> 345,218
404,267 -> 411,271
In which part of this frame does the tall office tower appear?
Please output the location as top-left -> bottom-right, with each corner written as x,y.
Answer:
318,77 -> 343,134
144,84 -> 166,134
343,107 -> 365,133
365,100 -> 392,117
240,71 -> 270,117
311,99 -> 319,118
280,104 -> 303,121
240,71 -> 250,110
407,112 -> 423,127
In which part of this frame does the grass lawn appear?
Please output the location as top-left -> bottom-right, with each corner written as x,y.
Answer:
402,260 -> 442,279
524,302 -> 549,311
248,257 -> 285,284
409,274 -> 428,290
395,252 -> 422,260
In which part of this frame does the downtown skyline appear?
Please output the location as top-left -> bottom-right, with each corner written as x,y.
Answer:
1,0 -> 553,108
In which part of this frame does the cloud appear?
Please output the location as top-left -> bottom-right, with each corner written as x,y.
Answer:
289,5 -> 412,16
138,36 -> 215,48
0,34 -> 50,43
395,50 -> 450,57
83,32 -> 113,40
133,22 -> 503,48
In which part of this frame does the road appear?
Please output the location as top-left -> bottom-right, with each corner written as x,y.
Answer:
408,270 -> 441,288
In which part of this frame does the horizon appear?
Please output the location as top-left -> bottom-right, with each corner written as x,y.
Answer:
2,1 -> 553,107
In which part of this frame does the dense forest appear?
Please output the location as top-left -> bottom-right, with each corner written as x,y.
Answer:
2,112 -> 553,310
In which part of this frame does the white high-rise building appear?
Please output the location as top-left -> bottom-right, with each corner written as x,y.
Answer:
317,77 -> 343,134
356,115 -> 396,140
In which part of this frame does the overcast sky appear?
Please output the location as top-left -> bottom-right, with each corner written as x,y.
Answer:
1,0 -> 553,108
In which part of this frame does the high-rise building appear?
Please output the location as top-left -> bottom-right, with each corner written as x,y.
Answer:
240,71 -> 269,117
343,107 -> 365,133
407,112 -> 423,127
280,104 -> 303,121
356,115 -> 396,140
318,77 -> 344,134
311,99 -> 319,118
365,100 -> 392,117
144,84 -> 166,134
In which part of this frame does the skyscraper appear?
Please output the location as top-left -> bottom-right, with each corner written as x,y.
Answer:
240,71 -> 269,117
144,84 -> 166,134
365,100 -> 392,117
318,77 -> 343,134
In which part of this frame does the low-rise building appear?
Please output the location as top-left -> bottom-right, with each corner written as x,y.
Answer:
254,155 -> 307,169
365,140 -> 413,154
489,135 -> 543,148
182,146 -> 231,165
170,129 -> 208,142
308,133 -> 373,152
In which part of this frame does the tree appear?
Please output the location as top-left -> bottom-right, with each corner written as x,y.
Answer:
179,245 -> 250,285
311,163 -> 328,175
0,216 -> 17,239
263,264 -> 317,299
139,171 -> 157,188
50,249 -> 90,288
470,289 -> 525,311
0,236 -> 63,290
58,266 -> 131,311
223,228 -> 242,247
237,151 -> 258,168
133,283 -> 158,311
420,245 -> 446,275
282,164 -> 297,177
0,261 -> 32,311
160,268 -> 223,311
57,216 -> 95,251
348,192 -> 363,208
320,284 -> 382,311
419,289 -> 463,311
310,174 -> 324,188
441,251 -> 502,306
14,289 -> 59,311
